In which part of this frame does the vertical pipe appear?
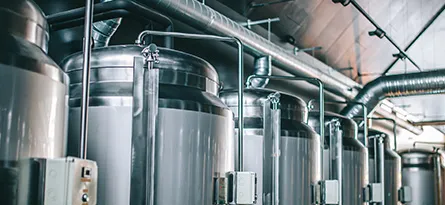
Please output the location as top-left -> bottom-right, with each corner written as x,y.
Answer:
79,0 -> 94,159
269,95 -> 281,205
318,81 -> 325,181
237,40 -> 244,171
335,122 -> 342,205
433,149 -> 443,205
377,136 -> 385,205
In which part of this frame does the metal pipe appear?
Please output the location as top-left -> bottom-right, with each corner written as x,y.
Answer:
136,0 -> 358,98
381,3 -> 445,75
246,75 -> 325,179
341,69 -> 445,120
377,136 -> 385,205
412,120 -> 445,126
267,93 -> 281,205
347,0 -> 421,71
136,30 -> 246,171
356,117 -> 398,151
433,148 -> 443,205
92,0 -> 122,47
308,100 -> 368,147
413,141 -> 445,148
239,17 -> 280,27
249,0 -> 294,8
79,0 -> 94,159
328,120 -> 343,205
47,0 -> 174,48
250,56 -> 272,88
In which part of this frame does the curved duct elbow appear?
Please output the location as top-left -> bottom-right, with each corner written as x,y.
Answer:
341,69 -> 445,118
92,0 -> 122,47
250,56 -> 272,88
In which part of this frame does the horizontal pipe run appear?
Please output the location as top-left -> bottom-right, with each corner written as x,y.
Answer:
47,0 -> 174,48
137,0 -> 359,98
412,120 -> 445,126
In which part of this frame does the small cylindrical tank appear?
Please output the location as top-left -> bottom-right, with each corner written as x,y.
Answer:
399,149 -> 444,205
62,45 -> 235,205
358,129 -> 402,205
308,111 -> 369,205
220,89 -> 321,205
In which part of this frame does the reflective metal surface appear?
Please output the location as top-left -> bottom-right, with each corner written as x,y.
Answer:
0,0 -> 49,52
308,111 -> 369,205
220,88 -> 321,205
0,2 -> 69,161
341,69 -> 445,118
399,149 -> 444,205
360,130 -> 402,205
63,46 -> 234,205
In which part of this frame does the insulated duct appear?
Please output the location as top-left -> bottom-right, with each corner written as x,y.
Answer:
92,0 -> 122,47
341,69 -> 445,118
250,56 -> 272,88
135,0 -> 359,98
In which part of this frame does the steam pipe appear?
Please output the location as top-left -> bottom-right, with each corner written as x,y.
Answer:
47,0 -> 174,48
377,136 -> 385,205
136,30 -> 246,171
92,0 -> 122,47
250,56 -> 272,88
341,70 -> 445,120
413,141 -> 445,148
433,148 -> 443,205
246,75 -> 325,180
79,0 -> 94,159
135,0 -> 358,98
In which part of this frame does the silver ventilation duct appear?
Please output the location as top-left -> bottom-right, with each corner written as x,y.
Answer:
135,0 -> 359,98
341,69 -> 445,118
92,0 -> 122,47
250,56 -> 272,88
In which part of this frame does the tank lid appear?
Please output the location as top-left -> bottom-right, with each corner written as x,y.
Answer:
0,0 -> 49,52
219,88 -> 308,122
399,149 -> 443,166
62,45 -> 220,92
308,111 -> 357,139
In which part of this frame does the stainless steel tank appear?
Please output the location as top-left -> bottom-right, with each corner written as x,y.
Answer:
399,149 -> 444,205
0,1 -> 69,204
358,129 -> 402,205
0,0 -> 69,161
220,89 -> 321,205
308,111 -> 369,205
62,45 -> 234,205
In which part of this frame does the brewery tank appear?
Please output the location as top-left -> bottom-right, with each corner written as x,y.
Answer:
399,149 -> 444,205
62,45 -> 235,205
308,111 -> 369,205
220,88 -> 321,205
0,0 -> 69,162
358,129 -> 402,205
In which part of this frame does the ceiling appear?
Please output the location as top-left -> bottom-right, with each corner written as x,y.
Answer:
218,0 -> 445,132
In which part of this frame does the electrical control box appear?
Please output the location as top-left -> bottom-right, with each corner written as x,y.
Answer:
13,157 -> 98,205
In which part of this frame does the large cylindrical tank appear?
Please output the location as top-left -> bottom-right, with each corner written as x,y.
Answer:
308,111 -> 368,205
358,129 -> 402,205
62,45 -> 235,205
399,149 -> 444,205
0,1 -> 69,204
220,89 -> 321,205
0,0 -> 69,162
